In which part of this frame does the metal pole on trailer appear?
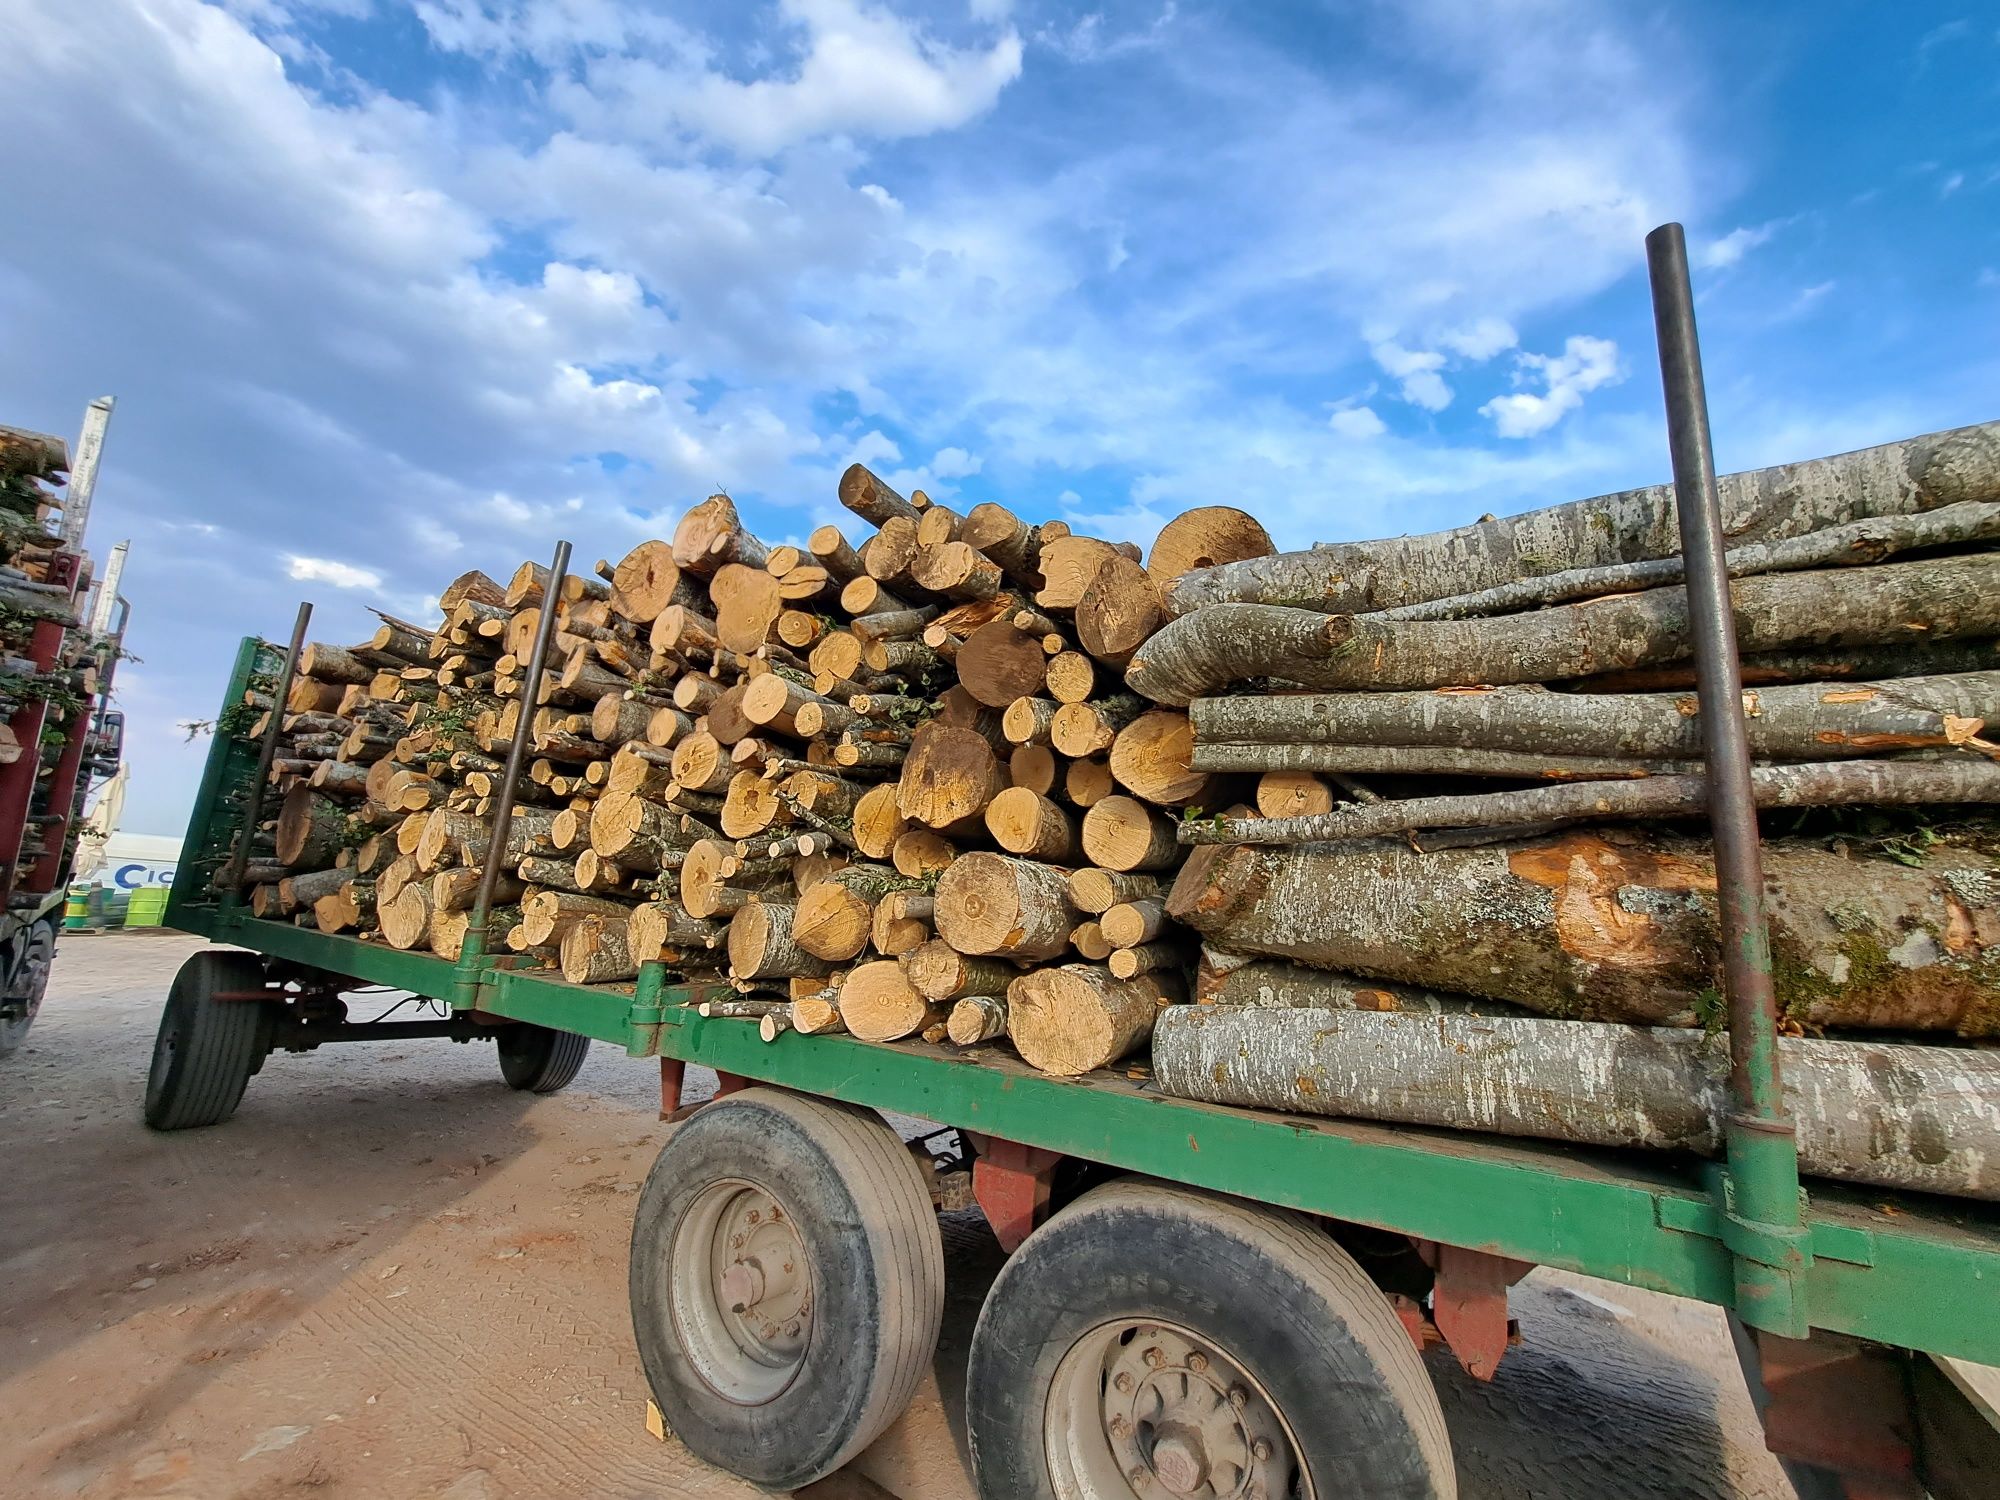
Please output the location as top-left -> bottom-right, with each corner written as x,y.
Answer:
1645,222 -> 1810,1337
223,601 -> 312,905
465,539 -> 571,955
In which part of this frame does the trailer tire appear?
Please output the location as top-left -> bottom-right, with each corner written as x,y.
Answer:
628,1087 -> 943,1489
496,1023 -> 591,1093
143,951 -> 273,1131
0,915 -> 56,1058
968,1178 -> 1456,1500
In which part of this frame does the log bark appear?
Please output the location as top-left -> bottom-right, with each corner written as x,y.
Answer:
1185,760 -> 2000,847
936,852 -> 1078,960
519,891 -> 630,947
902,940 -> 1016,1002
1192,952 -> 1528,1014
276,786 -> 348,868
1101,898 -> 1168,948
1191,673 -> 2000,763
1167,830 -> 2000,1035
1152,1006 -> 2000,1201
1129,555 -> 2000,705
1068,867 -> 1162,914
727,900 -> 834,980
1189,740 -> 1689,779
839,464 -> 921,527
946,995 -> 1009,1044
1051,693 -> 1146,758
562,916 -> 638,984
1375,499 -> 2000,623
1006,965 -> 1177,1075
790,994 -> 848,1035
629,901 -> 725,962
1108,942 -> 1180,979
1162,421 -> 2000,616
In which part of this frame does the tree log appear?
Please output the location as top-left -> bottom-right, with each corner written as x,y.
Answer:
1147,507 -> 1274,589
1152,1006 -> 2000,1201
1065,757 -> 1116,807
727,900 -> 834,980
1131,555 -> 2000,705
1380,500 -> 2000,623
898,722 -> 1006,830
1108,709 -> 1214,806
1189,740 -> 1689,779
1080,796 -> 1181,873
1007,965 -> 1178,1075
961,624 -> 1049,708
1162,421 -> 2000,617
839,960 -> 938,1042
1192,673 -> 2000,764
936,852 -> 1078,960
839,464 -> 921,527
673,494 -> 770,573
1186,760 -> 2000,846
1101,898 -> 1168,949
946,995 -> 1008,1044
792,865 -> 904,962
903,940 -> 1016,1002
985,786 -> 1079,860
1167,830 -> 2000,1035
276,786 -> 348,868
872,891 -> 934,957
1192,952 -> 1528,1014
1075,553 -> 1164,666
562,916 -> 638,984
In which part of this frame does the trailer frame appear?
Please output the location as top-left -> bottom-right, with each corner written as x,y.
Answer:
166,630 -> 2000,1495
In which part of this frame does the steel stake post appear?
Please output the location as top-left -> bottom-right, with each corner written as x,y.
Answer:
224,602 -> 312,905
466,540 -> 571,958
1646,222 -> 1809,1337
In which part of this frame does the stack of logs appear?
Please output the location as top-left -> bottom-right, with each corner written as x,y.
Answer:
1138,419 -> 2000,1201
225,465 -> 1274,1076
0,426 -> 100,776
223,418 -> 2000,1198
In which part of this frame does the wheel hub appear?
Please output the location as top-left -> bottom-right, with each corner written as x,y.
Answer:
670,1179 -> 814,1405
1050,1320 -> 1304,1500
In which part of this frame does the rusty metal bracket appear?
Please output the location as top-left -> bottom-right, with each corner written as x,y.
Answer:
970,1136 -> 1064,1253
1421,1243 -> 1532,1381
1753,1330 -> 1922,1495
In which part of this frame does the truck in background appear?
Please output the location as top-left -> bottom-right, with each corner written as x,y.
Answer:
0,399 -> 130,1054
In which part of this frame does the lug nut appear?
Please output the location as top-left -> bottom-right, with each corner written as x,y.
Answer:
1143,1346 -> 1166,1368
1127,1467 -> 1151,1488
1186,1352 -> 1208,1373
1251,1437 -> 1274,1461
747,1209 -> 761,1223
1114,1372 -> 1134,1393
1228,1386 -> 1249,1409
1108,1415 -> 1130,1438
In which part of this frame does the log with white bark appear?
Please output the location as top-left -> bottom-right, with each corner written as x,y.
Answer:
1161,421 -> 2000,617
1189,673 -> 2000,763
1167,830 -> 2000,1035
1129,554 -> 2000,705
902,940 -> 1017,1002
1373,499 -> 2000,622
1151,1006 -> 2000,1201
1185,759 -> 2000,846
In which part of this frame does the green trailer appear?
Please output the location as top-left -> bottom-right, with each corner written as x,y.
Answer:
147,231 -> 1998,1497
149,628 -> 2000,1500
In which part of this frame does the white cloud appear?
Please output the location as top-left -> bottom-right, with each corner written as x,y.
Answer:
1941,171 -> 1965,197
1480,335 -> 1623,439
593,0 -> 1026,157
1328,405 -> 1387,439
848,430 -> 902,468
1369,339 -> 1453,411
286,554 -> 384,589
1695,221 -> 1779,270
1438,317 -> 1517,361
929,446 -> 982,478
1979,267 -> 2000,290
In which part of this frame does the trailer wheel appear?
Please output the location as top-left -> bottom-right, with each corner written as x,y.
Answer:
495,1023 -> 591,1093
628,1087 -> 944,1489
968,1179 -> 1456,1500
143,951 -> 273,1130
0,915 -> 56,1058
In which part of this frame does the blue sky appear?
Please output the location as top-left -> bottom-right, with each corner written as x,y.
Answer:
0,0 -> 1994,834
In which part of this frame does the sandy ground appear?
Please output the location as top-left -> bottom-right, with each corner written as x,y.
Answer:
0,933 -> 1800,1500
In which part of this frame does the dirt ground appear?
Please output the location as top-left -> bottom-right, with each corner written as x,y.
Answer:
1,933 -> 1801,1499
